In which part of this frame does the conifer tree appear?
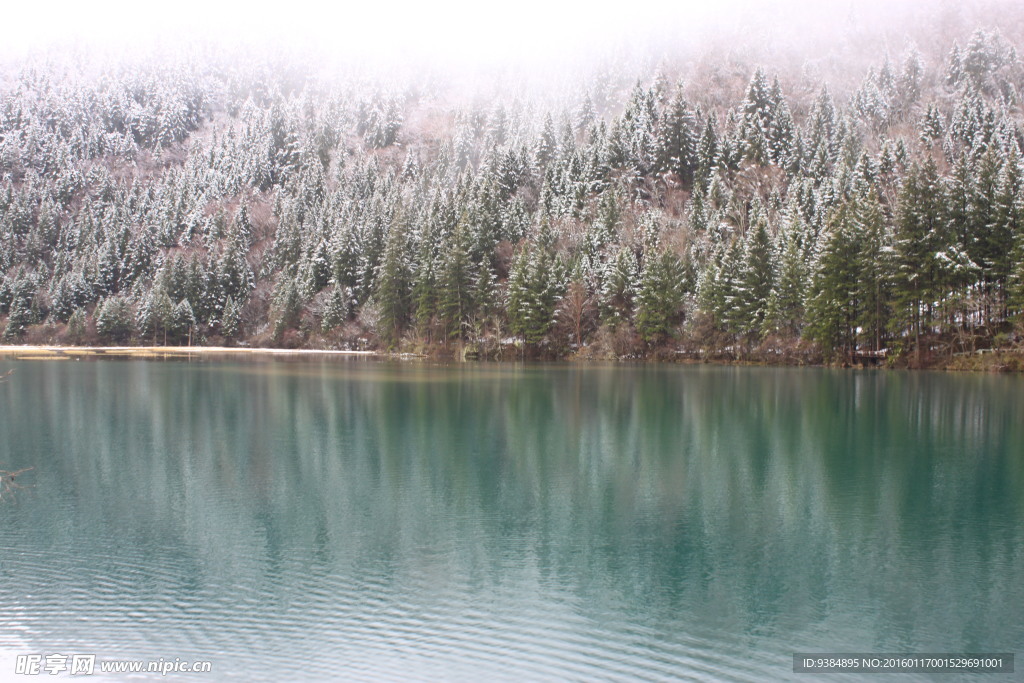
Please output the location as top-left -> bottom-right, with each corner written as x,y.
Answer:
990,147 -> 1023,316
221,295 -> 242,339
1008,234 -> 1024,319
694,116 -> 719,188
762,221 -> 806,338
804,206 -> 862,360
715,237 -> 744,335
96,295 -> 135,343
853,187 -> 893,352
891,159 -> 945,361
374,224 -> 411,349
438,222 -> 473,340
321,285 -> 350,332
3,299 -> 31,341
657,90 -> 697,182
636,249 -> 687,343
411,254 -> 438,341
600,247 -> 639,326
271,276 -> 302,341
506,245 -> 531,342
736,210 -> 776,339
968,146 -> 1003,321
171,299 -> 196,343
522,248 -> 564,345
535,113 -> 557,170
472,258 -> 498,324
218,237 -> 254,304
507,235 -> 563,346
137,287 -> 174,344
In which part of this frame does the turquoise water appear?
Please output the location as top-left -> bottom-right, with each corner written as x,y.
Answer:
1,360 -> 1021,680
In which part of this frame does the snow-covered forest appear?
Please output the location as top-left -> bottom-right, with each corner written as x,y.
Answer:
3,8 -> 1024,365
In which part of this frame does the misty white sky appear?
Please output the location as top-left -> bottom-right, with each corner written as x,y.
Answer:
6,0 -> 940,66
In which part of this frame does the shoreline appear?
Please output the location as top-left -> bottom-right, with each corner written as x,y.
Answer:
0,344 -> 1019,373
0,345 -> 379,360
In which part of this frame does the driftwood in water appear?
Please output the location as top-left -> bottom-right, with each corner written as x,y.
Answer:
0,466 -> 32,500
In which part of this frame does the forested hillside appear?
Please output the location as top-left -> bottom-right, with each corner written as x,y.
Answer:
3,12 -> 1024,365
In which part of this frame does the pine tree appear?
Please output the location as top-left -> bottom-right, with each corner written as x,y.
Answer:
919,105 -> 945,144
507,236 -> 564,346
736,210 -> 776,339
374,223 -> 411,348
96,295 -> 135,343
636,249 -> 687,343
657,90 -> 697,182
804,206 -> 862,360
506,245 -> 531,342
437,222 -> 473,340
66,308 -> 87,343
233,203 -> 253,246
695,116 -> 719,188
696,249 -> 723,320
990,147 -> 1022,318
221,295 -> 242,339
762,222 -> 806,338
472,258 -> 498,323
137,287 -> 174,345
600,246 -> 639,326
1008,232 -> 1024,319
218,237 -> 253,304
716,236 -> 744,334
535,113 -> 557,170
411,253 -> 438,341
968,146 -> 1003,324
523,248 -> 565,345
321,285 -> 350,332
172,299 -> 196,344
3,299 -> 31,341
271,276 -> 302,340
741,68 -> 774,164
853,187 -> 893,352
891,159 -> 945,361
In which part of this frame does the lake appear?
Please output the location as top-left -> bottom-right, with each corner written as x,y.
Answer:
1,359 -> 1022,681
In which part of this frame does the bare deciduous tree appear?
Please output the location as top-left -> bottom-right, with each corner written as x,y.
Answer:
558,280 -> 597,349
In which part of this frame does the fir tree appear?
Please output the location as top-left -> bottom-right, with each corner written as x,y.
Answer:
472,258 -> 498,323
736,210 -> 776,340
321,285 -> 350,332
804,206 -> 862,360
221,295 -> 242,339
1008,233 -> 1024,319
506,245 -> 531,342
762,221 -> 806,338
507,237 -> 564,346
990,147 -> 1023,316
636,249 -> 687,343
411,253 -> 438,341
271,277 -> 303,340
600,246 -> 639,326
716,236 -> 745,335
891,159 -> 945,361
853,187 -> 893,352
657,90 -> 697,182
171,299 -> 197,344
3,299 -> 31,341
137,287 -> 174,345
374,224 -> 411,348
437,222 -> 473,340
96,295 -> 135,343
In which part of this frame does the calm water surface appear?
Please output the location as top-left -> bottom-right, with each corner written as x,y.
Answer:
0,360 -> 1022,681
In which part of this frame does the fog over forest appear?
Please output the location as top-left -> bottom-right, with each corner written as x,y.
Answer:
1,0 -> 1023,366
